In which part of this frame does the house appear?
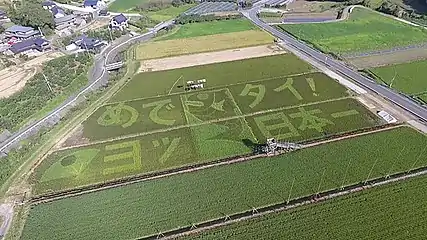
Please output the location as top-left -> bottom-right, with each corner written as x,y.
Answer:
5,25 -> 40,41
66,35 -> 105,52
99,9 -> 109,16
42,1 -> 56,10
83,0 -> 105,9
7,38 -> 50,55
0,10 -> 8,20
51,6 -> 66,18
54,14 -> 76,28
109,14 -> 128,31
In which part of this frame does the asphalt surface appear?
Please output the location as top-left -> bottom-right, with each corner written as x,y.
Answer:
243,7 -> 427,122
0,22 -> 172,153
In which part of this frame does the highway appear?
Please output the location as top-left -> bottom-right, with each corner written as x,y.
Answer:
0,22 -> 172,153
243,7 -> 427,122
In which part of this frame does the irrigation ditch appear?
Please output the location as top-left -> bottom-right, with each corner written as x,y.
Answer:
29,123 -> 399,204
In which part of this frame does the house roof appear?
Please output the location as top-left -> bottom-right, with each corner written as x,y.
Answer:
51,6 -> 64,15
34,38 -> 48,47
0,10 -> 6,16
113,14 -> 127,24
42,1 -> 56,6
73,35 -> 104,49
6,25 -> 34,33
54,14 -> 76,24
83,0 -> 99,6
10,38 -> 48,54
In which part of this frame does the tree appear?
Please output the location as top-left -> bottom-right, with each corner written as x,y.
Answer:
8,0 -> 54,32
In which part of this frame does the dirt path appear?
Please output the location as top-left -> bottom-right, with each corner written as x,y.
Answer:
138,45 -> 285,72
0,203 -> 13,237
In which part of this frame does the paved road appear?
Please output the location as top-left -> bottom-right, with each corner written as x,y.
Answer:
243,7 -> 427,122
0,21 -> 173,153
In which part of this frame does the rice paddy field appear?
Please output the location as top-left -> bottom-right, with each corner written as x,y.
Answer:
108,0 -> 148,12
279,8 -> 427,55
135,19 -> 273,59
21,127 -> 427,240
187,174 -> 427,240
369,59 -> 427,99
30,54 -> 383,194
161,19 -> 259,40
135,30 -> 273,60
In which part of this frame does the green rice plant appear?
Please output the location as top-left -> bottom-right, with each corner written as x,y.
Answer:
21,127 -> 427,240
229,72 -> 348,114
83,95 -> 186,141
109,55 -> 313,102
246,98 -> 382,143
279,8 -> 427,55
370,59 -> 427,95
188,175 -> 427,239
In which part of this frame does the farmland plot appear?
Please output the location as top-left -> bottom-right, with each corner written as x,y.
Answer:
187,174 -> 427,240
111,54 -> 314,102
370,59 -> 427,96
32,118 -> 256,194
31,54 -> 382,193
22,127 -> 427,240
33,97 -> 378,193
84,72 -> 348,141
279,8 -> 427,55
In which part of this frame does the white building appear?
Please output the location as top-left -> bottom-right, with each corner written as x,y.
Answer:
109,14 -> 128,31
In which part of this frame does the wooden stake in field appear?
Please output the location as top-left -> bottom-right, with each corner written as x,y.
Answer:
316,168 -> 326,194
365,157 -> 379,184
386,145 -> 406,178
410,145 -> 427,171
341,157 -> 353,190
286,177 -> 295,204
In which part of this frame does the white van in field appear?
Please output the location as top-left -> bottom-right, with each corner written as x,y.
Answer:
129,31 -> 138,37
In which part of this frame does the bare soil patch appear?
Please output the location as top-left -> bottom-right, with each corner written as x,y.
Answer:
286,0 -> 339,14
138,44 -> 285,72
0,51 -> 64,98
57,124 -> 90,149
346,47 -> 427,69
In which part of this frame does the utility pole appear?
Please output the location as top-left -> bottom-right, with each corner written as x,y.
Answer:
41,72 -> 54,94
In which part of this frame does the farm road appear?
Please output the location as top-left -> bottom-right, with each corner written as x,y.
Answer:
0,203 -> 13,238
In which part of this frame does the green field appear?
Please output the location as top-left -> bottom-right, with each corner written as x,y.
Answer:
188,174 -> 427,239
279,8 -> 427,55
111,55 -> 314,101
31,117 -> 255,193
34,97 -> 379,193
145,4 -> 196,21
86,71 -> 351,141
21,127 -> 427,240
30,55 -> 382,193
161,19 -> 258,40
108,0 -> 147,12
135,30 -> 274,59
370,59 -> 427,95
